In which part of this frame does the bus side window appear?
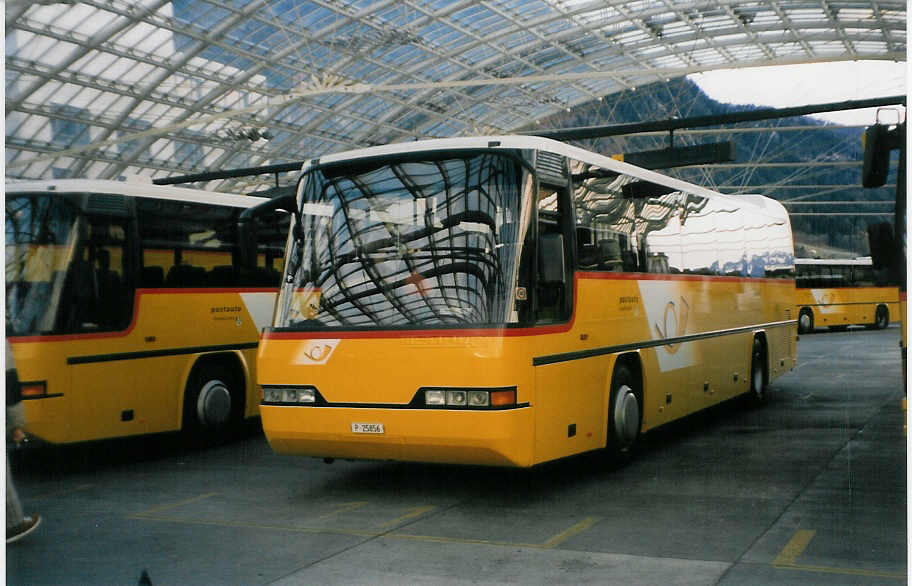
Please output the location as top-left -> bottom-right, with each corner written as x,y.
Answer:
537,184 -> 572,322
59,217 -> 132,333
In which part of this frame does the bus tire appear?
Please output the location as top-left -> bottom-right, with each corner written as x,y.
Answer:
747,336 -> 768,407
798,308 -> 813,334
183,360 -> 243,442
605,363 -> 641,464
874,305 -> 889,330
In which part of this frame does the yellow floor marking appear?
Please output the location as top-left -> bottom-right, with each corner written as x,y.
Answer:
316,501 -> 368,520
773,529 -> 905,580
391,532 -> 540,548
541,517 -> 601,548
132,513 -> 905,579
376,505 -> 436,529
134,492 -> 218,517
131,514 -> 378,538
774,563 -> 906,580
773,529 -> 815,566
32,483 -> 94,500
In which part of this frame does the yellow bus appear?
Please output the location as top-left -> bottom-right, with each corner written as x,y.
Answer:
794,257 -> 898,334
243,136 -> 797,467
5,179 -> 287,445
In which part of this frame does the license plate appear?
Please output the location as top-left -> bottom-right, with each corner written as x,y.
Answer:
351,422 -> 385,434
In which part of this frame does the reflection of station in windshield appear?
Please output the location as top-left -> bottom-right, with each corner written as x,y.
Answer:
284,153 -> 521,328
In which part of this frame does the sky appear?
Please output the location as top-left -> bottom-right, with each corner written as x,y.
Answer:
688,60 -> 907,126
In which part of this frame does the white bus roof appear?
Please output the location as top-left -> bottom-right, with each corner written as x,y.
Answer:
307,135 -> 789,223
5,178 -> 267,208
794,257 -> 872,265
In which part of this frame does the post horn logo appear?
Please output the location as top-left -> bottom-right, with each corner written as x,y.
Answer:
295,339 -> 340,365
654,297 -> 690,355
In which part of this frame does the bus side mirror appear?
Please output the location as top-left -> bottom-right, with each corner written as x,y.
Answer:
238,194 -> 296,269
862,124 -> 892,188
867,221 -> 896,284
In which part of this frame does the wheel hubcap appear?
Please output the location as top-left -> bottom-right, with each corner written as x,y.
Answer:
752,360 -> 763,396
613,385 -> 639,448
799,313 -> 810,331
197,379 -> 232,427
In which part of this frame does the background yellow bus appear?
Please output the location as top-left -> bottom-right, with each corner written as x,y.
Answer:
794,257 -> 898,334
244,136 -> 797,467
5,179 -> 287,445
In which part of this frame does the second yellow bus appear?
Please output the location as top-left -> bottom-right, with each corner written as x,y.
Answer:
795,257 -> 898,333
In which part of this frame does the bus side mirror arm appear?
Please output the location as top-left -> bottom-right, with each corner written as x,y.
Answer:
238,194 -> 298,269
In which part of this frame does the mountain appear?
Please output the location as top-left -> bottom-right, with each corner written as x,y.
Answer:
525,78 -> 897,257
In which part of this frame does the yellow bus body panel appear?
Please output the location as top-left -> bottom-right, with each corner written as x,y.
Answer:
259,275 -> 797,467
10,289 -> 274,444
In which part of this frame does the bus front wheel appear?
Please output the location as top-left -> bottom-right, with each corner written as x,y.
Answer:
606,364 -> 640,463
798,308 -> 813,334
183,361 -> 243,441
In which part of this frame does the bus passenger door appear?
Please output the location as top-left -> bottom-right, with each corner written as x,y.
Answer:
532,172 -> 605,462
68,207 -> 149,441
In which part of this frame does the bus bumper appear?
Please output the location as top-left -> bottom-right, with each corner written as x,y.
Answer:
261,405 -> 535,467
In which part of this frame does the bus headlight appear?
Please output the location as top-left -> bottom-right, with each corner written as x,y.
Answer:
424,390 -> 446,405
419,387 -> 516,409
446,390 -> 467,406
263,386 -> 317,405
467,391 -> 489,407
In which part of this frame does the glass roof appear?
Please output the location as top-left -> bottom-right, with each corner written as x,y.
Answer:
5,0 -> 906,196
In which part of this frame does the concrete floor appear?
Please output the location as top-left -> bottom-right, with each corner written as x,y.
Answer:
6,325 -> 907,585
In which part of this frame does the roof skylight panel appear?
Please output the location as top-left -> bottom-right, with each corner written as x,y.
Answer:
786,9 -> 828,23
853,40 -> 890,52
767,41 -> 805,57
613,27 -> 654,45
685,47 -> 730,67
697,14 -> 737,32
456,44 -> 501,68
838,8 -> 875,18
535,17 -> 576,37
750,10 -> 781,26
724,44 -> 766,61
423,61 -> 460,82
301,5 -> 352,31
449,3 -> 489,27
11,33 -> 80,71
807,41 -> 851,54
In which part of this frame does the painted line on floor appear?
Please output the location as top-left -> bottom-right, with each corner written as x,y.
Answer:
772,529 -> 815,566
130,514 -> 377,537
376,505 -> 436,529
31,483 -> 94,500
317,501 -> 369,520
133,492 -> 218,517
541,516 -> 601,548
772,528 -> 905,580
774,562 -> 906,580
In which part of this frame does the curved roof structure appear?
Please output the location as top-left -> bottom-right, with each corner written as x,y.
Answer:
5,0 -> 906,197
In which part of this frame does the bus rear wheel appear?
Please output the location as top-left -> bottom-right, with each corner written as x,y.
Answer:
606,364 -> 640,464
874,305 -> 889,330
798,308 -> 813,334
747,337 -> 768,407
183,361 -> 243,442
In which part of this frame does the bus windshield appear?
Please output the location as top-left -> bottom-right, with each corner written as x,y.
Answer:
5,194 -> 81,336
274,151 -> 531,329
